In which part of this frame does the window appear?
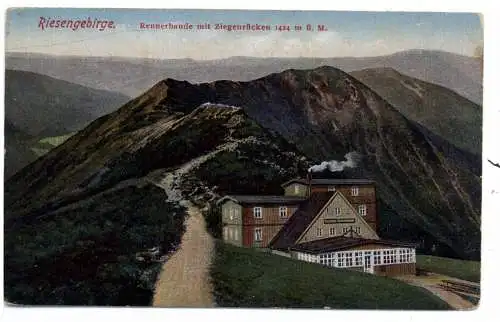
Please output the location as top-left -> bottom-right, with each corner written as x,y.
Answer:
328,186 -> 336,192
345,252 -> 353,267
253,207 -> 262,219
223,227 -> 229,241
316,228 -> 323,237
373,251 -> 381,265
342,227 -> 349,234
319,254 -> 326,265
329,227 -> 335,236
382,249 -> 397,264
351,187 -> 359,196
358,204 -> 367,216
303,253 -> 315,263
229,208 -> 235,221
398,248 -> 416,263
337,253 -> 345,267
279,207 -> 287,218
254,228 -> 262,241
390,249 -> 397,263
382,250 -> 389,264
335,207 -> 341,216
327,253 -> 334,267
399,249 -> 406,263
354,227 -> 361,234
354,251 -> 363,266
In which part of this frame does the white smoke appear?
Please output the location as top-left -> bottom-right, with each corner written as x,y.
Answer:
308,152 -> 360,173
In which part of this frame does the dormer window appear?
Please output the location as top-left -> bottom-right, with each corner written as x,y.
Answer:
351,187 -> 359,196
253,207 -> 262,219
279,207 -> 287,218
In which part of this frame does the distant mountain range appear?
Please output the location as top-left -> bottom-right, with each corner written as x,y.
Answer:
350,67 -> 482,155
5,66 -> 481,263
4,69 -> 130,177
6,50 -> 482,104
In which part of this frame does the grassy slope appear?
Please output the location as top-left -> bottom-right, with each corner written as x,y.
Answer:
417,255 -> 480,283
4,183 -> 186,305
211,242 -> 450,309
39,133 -> 75,146
31,133 -> 76,157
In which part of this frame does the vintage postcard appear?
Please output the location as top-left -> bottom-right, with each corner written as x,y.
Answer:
3,8 -> 482,310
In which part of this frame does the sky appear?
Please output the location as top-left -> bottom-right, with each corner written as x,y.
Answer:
5,8 -> 483,59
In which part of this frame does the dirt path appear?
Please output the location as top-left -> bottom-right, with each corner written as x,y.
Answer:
152,203 -> 215,307
151,139 -> 252,307
397,274 -> 478,310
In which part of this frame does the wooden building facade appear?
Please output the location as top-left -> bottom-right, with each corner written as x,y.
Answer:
219,195 -> 305,247
218,178 -> 417,276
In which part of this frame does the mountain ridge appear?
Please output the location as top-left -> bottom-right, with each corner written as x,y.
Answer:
350,67 -> 482,156
5,66 -> 481,261
6,49 -> 482,104
4,69 -> 131,178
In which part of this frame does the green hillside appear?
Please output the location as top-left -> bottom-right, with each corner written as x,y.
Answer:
4,184 -> 186,305
211,242 -> 450,309
417,255 -> 480,283
39,133 -> 75,146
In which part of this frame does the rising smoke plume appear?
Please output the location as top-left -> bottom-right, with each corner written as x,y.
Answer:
308,152 -> 361,173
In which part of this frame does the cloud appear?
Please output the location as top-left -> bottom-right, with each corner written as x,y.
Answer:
6,27 -> 480,59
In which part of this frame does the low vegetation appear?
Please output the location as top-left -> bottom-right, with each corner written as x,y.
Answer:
191,139 -> 309,196
211,242 -> 450,309
39,133 -> 75,147
4,183 -> 186,305
202,203 -> 222,239
417,255 -> 480,283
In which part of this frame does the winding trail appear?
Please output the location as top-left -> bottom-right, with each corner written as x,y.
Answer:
152,202 -> 215,307
150,138 -> 260,307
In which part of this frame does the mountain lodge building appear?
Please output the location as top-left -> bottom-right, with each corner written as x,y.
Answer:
218,177 -> 417,276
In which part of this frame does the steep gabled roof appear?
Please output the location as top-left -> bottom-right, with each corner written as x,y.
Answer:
281,178 -> 375,187
269,191 -> 335,250
289,237 -> 417,254
294,191 -> 379,242
217,195 -> 306,205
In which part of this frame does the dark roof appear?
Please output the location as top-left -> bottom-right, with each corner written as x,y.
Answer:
269,191 -> 335,250
289,237 -> 417,254
281,178 -> 375,187
217,195 -> 306,205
